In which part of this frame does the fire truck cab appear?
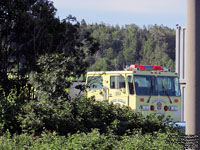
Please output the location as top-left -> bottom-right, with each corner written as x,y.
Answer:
86,65 -> 182,122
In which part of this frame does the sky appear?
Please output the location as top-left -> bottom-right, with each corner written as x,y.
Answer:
52,0 -> 186,29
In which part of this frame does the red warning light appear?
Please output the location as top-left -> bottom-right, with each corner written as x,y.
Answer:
150,105 -> 155,111
130,65 -> 145,70
129,65 -> 164,71
174,99 -> 179,103
140,65 -> 145,70
152,66 -> 162,70
140,98 -> 144,102
164,106 -> 168,111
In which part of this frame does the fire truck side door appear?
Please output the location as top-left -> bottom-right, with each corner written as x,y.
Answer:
86,76 -> 104,101
108,75 -> 128,106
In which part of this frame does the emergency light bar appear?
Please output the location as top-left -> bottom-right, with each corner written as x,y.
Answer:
128,65 -> 164,71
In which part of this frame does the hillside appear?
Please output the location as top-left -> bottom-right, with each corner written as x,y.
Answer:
81,21 -> 176,71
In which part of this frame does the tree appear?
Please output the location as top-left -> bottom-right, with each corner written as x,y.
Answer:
92,58 -> 111,71
0,0 -> 99,134
122,25 -> 140,65
0,0 -> 58,94
0,0 -> 99,95
29,16 -> 99,100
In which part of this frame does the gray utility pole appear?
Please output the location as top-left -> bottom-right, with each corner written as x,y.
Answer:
176,26 -> 186,122
186,0 -> 200,141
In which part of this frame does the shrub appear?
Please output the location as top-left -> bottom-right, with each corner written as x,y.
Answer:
19,95 -> 174,136
0,130 -> 184,150
0,86 -> 28,135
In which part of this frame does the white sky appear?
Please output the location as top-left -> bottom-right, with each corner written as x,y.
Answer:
52,0 -> 186,28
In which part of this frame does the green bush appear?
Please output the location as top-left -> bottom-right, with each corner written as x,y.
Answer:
0,93 -> 184,149
0,130 -> 184,150
19,95 -> 175,136
18,98 -> 74,135
0,86 -> 28,135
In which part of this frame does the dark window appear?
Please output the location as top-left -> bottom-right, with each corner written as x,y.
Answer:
87,76 -> 102,90
157,76 -> 181,96
110,76 -> 125,89
134,75 -> 158,96
127,76 -> 134,94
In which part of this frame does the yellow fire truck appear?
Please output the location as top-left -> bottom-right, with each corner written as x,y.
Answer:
86,65 -> 182,122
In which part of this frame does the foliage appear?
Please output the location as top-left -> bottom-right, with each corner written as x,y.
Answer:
0,0 -> 99,136
0,0 -> 98,96
0,129 -> 184,150
0,0 -> 183,149
0,86 -> 28,135
18,96 -> 178,136
29,53 -> 76,101
0,0 -> 57,94
82,23 -> 176,71
92,58 -> 112,71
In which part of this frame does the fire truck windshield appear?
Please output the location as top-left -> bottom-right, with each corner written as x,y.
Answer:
134,75 -> 158,96
134,75 -> 181,96
157,76 -> 181,96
